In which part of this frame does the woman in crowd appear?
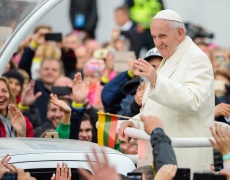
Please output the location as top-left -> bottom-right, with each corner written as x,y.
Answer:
0,77 -> 34,137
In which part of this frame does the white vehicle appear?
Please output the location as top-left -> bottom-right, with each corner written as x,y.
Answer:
0,138 -> 136,179
0,1 -> 136,179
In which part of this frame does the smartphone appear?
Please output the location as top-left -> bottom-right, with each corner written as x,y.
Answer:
193,173 -> 227,180
51,86 -> 72,96
45,33 -> 62,42
173,168 -> 190,180
1,172 -> 17,180
93,49 -> 108,59
140,78 -> 149,90
127,172 -> 142,180
46,132 -> 59,138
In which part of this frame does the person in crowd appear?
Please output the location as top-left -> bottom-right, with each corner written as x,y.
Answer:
102,47 -> 163,117
69,0 -> 98,39
42,98 -> 65,132
54,74 -> 99,142
18,25 -> 52,79
85,39 -> 101,60
62,33 -> 82,78
215,70 -> 230,104
3,69 -> 24,104
118,134 -> 137,154
18,58 -> 63,124
78,114 -> 93,142
119,9 -> 214,173
33,58 -> 63,122
114,6 -> 144,57
48,93 -> 71,139
124,0 -> 164,52
0,77 -> 34,137
31,44 -> 62,80
209,46 -> 230,73
83,58 -> 105,110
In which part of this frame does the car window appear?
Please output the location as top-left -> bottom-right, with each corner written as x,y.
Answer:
26,168 -> 92,180
0,0 -> 40,49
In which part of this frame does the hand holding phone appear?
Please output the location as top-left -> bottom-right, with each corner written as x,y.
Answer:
46,132 -> 59,138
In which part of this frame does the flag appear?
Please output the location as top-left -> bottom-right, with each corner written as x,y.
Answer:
97,112 -> 119,149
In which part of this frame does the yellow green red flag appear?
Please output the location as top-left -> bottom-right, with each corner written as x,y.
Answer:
97,112 -> 119,148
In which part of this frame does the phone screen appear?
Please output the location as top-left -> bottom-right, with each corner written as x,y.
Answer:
173,168 -> 190,180
127,172 -> 142,180
51,86 -> 72,96
45,33 -> 62,42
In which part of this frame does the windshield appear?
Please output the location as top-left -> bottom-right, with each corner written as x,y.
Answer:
0,0 -> 40,49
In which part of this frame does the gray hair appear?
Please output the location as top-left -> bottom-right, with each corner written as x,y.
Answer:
168,21 -> 187,37
132,165 -> 154,180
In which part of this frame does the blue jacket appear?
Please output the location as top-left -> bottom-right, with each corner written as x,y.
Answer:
102,71 -> 141,117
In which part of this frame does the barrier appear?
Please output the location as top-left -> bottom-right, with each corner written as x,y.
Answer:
124,127 -> 213,148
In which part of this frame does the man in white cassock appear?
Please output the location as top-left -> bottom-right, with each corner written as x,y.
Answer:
119,9 -> 215,174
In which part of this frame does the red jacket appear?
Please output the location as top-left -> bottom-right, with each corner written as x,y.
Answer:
0,116 -> 34,137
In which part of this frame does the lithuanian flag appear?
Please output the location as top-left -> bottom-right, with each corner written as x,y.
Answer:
97,112 -> 119,149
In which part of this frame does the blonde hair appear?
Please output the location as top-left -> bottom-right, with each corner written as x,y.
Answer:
36,44 -> 61,60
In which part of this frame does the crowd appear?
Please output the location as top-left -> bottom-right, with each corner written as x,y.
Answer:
1,0 -> 230,179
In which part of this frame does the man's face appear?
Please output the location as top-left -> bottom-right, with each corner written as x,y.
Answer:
150,19 -> 182,58
115,10 -> 128,26
8,78 -> 22,97
79,120 -> 93,142
118,134 -> 129,154
63,35 -> 80,50
47,103 -> 63,128
40,59 -> 61,85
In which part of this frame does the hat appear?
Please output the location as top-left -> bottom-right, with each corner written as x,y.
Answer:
4,69 -> 24,87
144,47 -> 162,61
122,76 -> 140,95
83,58 -> 105,77
153,9 -> 183,23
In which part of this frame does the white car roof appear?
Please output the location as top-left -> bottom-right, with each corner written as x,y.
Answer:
0,138 -> 136,175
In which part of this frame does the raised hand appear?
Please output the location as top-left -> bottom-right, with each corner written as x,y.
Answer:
20,80 -> 42,107
51,162 -> 71,180
8,104 -> 26,137
72,73 -> 89,103
209,122 -> 230,155
78,148 -> 121,180
133,59 -> 157,86
118,121 -> 136,138
50,93 -> 71,113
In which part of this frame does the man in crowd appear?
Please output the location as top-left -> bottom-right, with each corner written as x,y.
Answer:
78,114 -> 93,142
119,9 -> 215,173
